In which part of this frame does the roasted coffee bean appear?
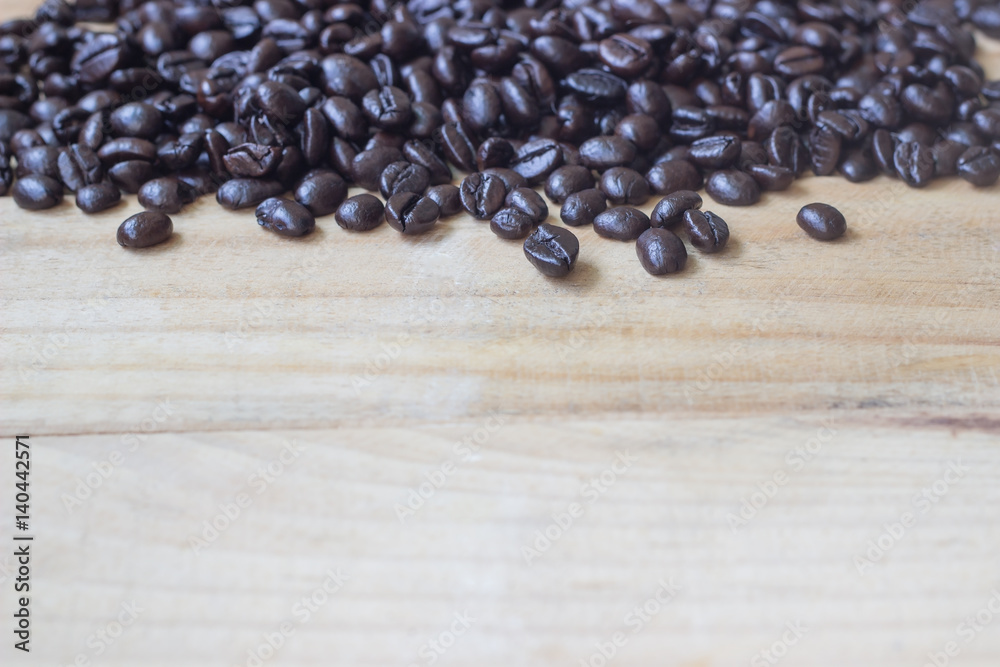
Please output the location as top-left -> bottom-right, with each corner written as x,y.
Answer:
490,207 -> 534,240
683,210 -> 729,253
351,146 -> 404,192
578,136 -> 637,170
403,140 -> 452,185
460,172 -> 507,219
635,228 -> 687,275
599,167 -> 650,206
688,134 -> 741,169
385,192 -> 439,235
138,177 -> 195,214
117,211 -> 173,248
362,86 -> 412,130
216,178 -> 285,210
439,121 -> 476,173
157,133 -> 203,171
16,145 -> 61,179
108,160 -> 156,194
379,161 -> 430,198
505,187 -> 548,225
651,190 -> 702,229
872,129 -> 897,175
523,224 -> 579,277
98,137 -> 156,164
957,146 -> 1000,187
560,189 -> 606,227
931,140 -> 967,178
900,84 -> 953,125
12,174 -> 63,210
255,197 -> 316,238
427,184 -> 462,217
223,143 -> 281,178
335,193 -> 384,232
294,170 -> 347,217
109,103 -> 162,139
614,114 -> 660,152
746,163 -> 795,191
797,203 -> 846,241
645,160 -> 703,195
593,206 -> 650,241
544,165 -> 595,204
893,141 -> 935,188
511,138 -> 564,184
475,136 -> 514,171
481,168 -> 527,193
75,182 -> 122,214
705,170 -> 761,206
809,128 -> 842,176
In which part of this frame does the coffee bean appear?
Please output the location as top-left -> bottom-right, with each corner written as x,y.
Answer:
957,146 -> 1000,187
505,187 -> 548,225
362,86 -> 412,131
893,141 -> 935,188
460,172 -> 506,219
403,140 -> 452,185
599,167 -> 650,206
108,160 -> 156,194
379,161 -> 430,198
579,136 -> 637,170
351,146 -> 404,191
705,170 -> 761,206
594,206 -> 650,241
523,224 -> 579,277
75,182 -> 122,214
216,179 -> 285,210
255,197 -> 316,238
645,160 -> 703,195
651,191 -> 702,228
385,192 -> 439,235
13,174 -> 63,210
746,163 -> 795,191
426,184 -> 462,217
560,189 -> 607,227
683,210 -> 729,253
688,134 -> 742,169
109,102 -> 162,139
797,203 -> 846,241
439,121 -> 476,173
335,194 -> 384,232
490,208 -> 534,240
223,143 -> 281,179
117,211 -> 173,248
511,138 -> 564,184
636,228 -> 687,275
545,165 -> 594,204
138,177 -> 195,214
295,170 -> 347,217
16,146 -> 61,179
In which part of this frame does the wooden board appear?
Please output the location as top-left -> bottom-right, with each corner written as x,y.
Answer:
2,2 -> 1000,663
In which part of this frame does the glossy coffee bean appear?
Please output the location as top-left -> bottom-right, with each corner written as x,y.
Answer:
746,164 -> 795,191
598,167 -> 650,206
705,170 -> 761,206
651,191 -> 702,229
688,135 -> 741,169
645,160 -> 703,195
636,228 -> 687,275
683,210 -> 730,253
893,141 -> 935,188
797,203 -> 846,241
579,136 -> 637,170
957,146 -> 1000,187
511,139 -> 564,184
560,189 -> 607,227
460,172 -> 506,219
295,170 -> 347,217
335,194 -> 384,232
13,175 -> 63,210
379,161 -> 430,198
490,208 -> 534,240
76,182 -> 122,214
138,177 -> 195,214
117,211 -> 173,248
505,188 -> 548,225
216,179 -> 286,210
255,198 -> 316,238
593,206 -> 650,241
57,144 -> 103,191
351,147 -> 404,191
545,165 -> 595,204
426,185 -> 462,217
523,224 -> 579,277
384,192 -> 439,235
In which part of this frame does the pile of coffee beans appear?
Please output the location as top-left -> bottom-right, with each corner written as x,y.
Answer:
1,0 -> 999,277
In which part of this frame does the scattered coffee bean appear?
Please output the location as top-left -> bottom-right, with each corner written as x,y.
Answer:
13,175 -> 63,210
560,189 -> 607,227
651,191 -> 702,229
545,165 -> 595,204
523,224 -> 579,277
76,182 -> 122,214
683,210 -> 730,253
255,198 -> 316,238
426,184 -> 462,217
593,206 -> 650,241
295,170 -> 348,217
379,161 -> 430,198
117,211 -> 173,248
599,167 -> 650,206
385,192 -> 439,235
138,177 -> 195,214
797,203 -> 847,241
490,208 -> 534,240
505,188 -> 548,225
705,170 -> 761,207
636,228 -> 687,275
335,194 -> 385,232
460,172 -> 506,219
216,179 -> 285,210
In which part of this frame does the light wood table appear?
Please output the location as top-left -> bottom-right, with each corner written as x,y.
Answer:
2,2 -> 999,664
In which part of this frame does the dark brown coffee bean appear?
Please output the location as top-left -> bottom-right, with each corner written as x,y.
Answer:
426,184 -> 462,217
481,168 -> 527,193
12,174 -> 63,210
351,146 -> 404,191
475,136 -> 514,171
511,138 -> 565,184
746,163 -> 795,191
651,191 -> 702,229
578,136 -> 637,170
98,137 -> 157,164
594,206 -> 650,241
75,182 -> 122,214
138,177 -> 195,214
379,161 -> 430,198
705,170 -> 761,206
460,172 -> 506,219
872,129 -> 897,175
645,160 -> 703,195
774,46 -> 825,77
636,228 -> 687,275
523,224 -> 579,277
108,160 -> 156,194
560,189 -> 606,227
688,134 -> 742,169
216,179 -> 285,210
109,103 -> 162,139
385,192 -> 439,235
797,203 -> 846,241
544,165 -> 595,204
335,194 -> 384,232
402,140 -> 451,186
490,208 -> 534,240
505,187 -> 548,225
957,146 -> 1000,187
362,85 -> 412,130
294,170 -> 347,217
599,167 -> 650,206
255,197 -> 316,238
893,141 -> 935,188
931,140 -> 967,178
16,146 -> 61,179
117,211 -> 173,248
809,128 -> 842,176
683,210 -> 729,253
223,143 -> 281,178
439,121 -> 476,173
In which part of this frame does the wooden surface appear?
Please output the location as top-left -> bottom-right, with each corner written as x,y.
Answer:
2,1 -> 1000,662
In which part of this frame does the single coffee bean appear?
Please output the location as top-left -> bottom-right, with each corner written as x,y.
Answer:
76,182 -> 122,214
523,224 -> 579,277
578,136 -> 637,170
108,160 -> 156,194
403,140 -> 452,185
593,206 -> 650,241
957,146 -> 1000,187
645,160 -> 703,195
379,161 -> 430,198
545,165 -> 595,204
117,211 -> 173,248
57,144 -> 103,190
705,170 -> 761,206
505,187 -> 548,225
839,146 -> 879,183
15,146 -> 61,179
294,170 -> 347,217
511,138 -> 564,184
797,203 -> 847,241
614,114 -> 661,152
13,174 -> 64,210
599,167 -> 650,206
138,177 -> 195,214
490,208 -> 534,240
426,184 -> 462,217
460,172 -> 506,219
109,102 -> 163,139
688,134 -> 742,169
745,163 -> 795,191
683,210 -> 730,253
651,191 -> 703,228
216,179 -> 285,210
335,194 -> 384,232
636,228 -> 687,275
560,189 -> 607,227
385,192 -> 439,235
255,197 -> 316,238
223,143 -> 281,178
351,146 -> 404,191
893,141 -> 935,188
